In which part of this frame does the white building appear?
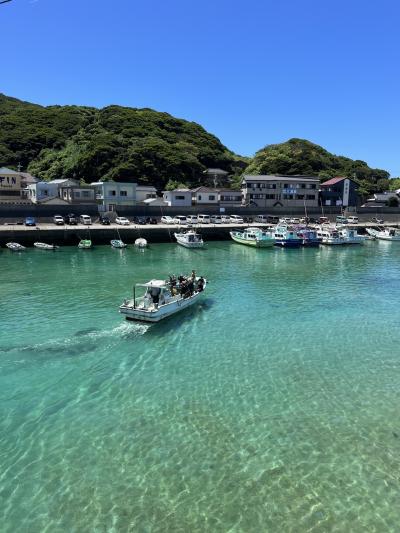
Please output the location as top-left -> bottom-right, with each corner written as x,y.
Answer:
27,181 -> 60,203
136,185 -> 157,203
91,181 -> 137,211
218,189 -> 242,206
242,175 -> 320,208
192,187 -> 219,205
162,189 -> 192,207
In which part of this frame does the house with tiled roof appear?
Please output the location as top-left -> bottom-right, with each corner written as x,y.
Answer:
320,176 -> 359,207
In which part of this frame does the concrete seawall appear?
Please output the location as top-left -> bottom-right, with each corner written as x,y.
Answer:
0,222 -> 398,247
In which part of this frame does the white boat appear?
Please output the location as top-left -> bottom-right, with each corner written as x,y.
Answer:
317,227 -> 345,245
366,227 -> 400,241
230,227 -> 275,247
134,238 -> 148,248
111,239 -> 127,248
6,242 -> 26,251
34,242 -> 59,250
119,276 -> 206,322
338,228 -> 364,245
174,231 -> 204,248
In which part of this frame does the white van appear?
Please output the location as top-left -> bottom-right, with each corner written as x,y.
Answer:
255,214 -> 268,223
79,214 -> 92,225
230,215 -> 244,224
172,215 -> 187,225
347,216 -> 359,223
197,214 -> 211,224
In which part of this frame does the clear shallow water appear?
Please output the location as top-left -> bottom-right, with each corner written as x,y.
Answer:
1,241 -> 400,532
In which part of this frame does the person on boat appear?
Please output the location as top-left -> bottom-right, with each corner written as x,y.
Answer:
191,270 -> 196,281
187,279 -> 194,296
197,277 -> 204,292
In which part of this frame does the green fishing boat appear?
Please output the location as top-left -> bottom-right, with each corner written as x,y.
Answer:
78,239 -> 92,249
230,227 -> 275,247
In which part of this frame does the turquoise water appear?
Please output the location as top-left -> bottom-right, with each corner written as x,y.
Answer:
1,241 -> 400,532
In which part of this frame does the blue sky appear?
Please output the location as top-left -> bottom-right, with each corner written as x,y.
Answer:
1,0 -> 399,175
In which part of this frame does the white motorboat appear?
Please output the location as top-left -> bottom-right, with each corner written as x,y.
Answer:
34,242 -> 59,250
174,230 -> 204,248
6,242 -> 26,251
338,228 -> 364,245
366,227 -> 400,241
119,276 -> 206,322
317,227 -> 345,245
111,239 -> 127,248
134,238 -> 148,248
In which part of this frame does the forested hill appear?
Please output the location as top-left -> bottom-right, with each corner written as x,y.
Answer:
0,94 -> 390,194
0,94 -> 246,190
245,139 -> 390,195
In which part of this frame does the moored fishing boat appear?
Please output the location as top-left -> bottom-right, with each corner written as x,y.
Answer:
273,225 -> 301,247
366,227 -> 400,241
230,227 -> 275,247
296,228 -> 321,247
119,275 -> 206,322
34,242 -> 59,250
317,227 -> 345,245
111,239 -> 127,248
6,242 -> 26,251
134,238 -> 148,248
78,239 -> 92,249
338,228 -> 364,244
174,231 -> 203,248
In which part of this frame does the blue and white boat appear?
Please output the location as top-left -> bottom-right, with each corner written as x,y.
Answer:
273,226 -> 302,247
296,228 -> 322,247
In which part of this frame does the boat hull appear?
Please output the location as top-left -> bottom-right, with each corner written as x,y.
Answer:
274,240 -> 301,248
120,291 -> 203,322
230,233 -> 274,247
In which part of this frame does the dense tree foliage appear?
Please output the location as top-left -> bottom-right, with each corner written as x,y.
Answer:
0,94 -> 244,190
0,95 -> 391,194
245,138 -> 390,195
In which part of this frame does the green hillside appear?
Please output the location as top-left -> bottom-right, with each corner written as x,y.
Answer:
0,95 -> 390,194
0,94 -> 246,190
244,138 -> 390,195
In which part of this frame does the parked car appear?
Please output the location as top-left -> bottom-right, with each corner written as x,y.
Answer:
24,216 -> 36,226
210,215 -> 222,224
79,214 -> 92,225
221,215 -> 231,223
318,216 -> 329,224
290,217 -> 301,224
100,216 -> 111,225
115,216 -> 130,225
347,216 -> 359,223
197,214 -> 211,224
243,216 -> 253,223
371,217 -> 384,224
161,216 -> 174,224
255,214 -> 268,223
266,215 -> 280,224
279,217 -> 292,224
53,215 -> 65,225
307,217 -> 317,224
147,217 -> 158,224
134,216 -> 147,225
230,215 -> 244,224
186,215 -> 199,224
336,216 -> 348,224
65,213 -> 78,225
173,216 -> 188,225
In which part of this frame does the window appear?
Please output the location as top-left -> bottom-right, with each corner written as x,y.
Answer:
311,184 -> 316,189
283,194 -> 294,200
265,194 -> 275,199
75,191 -> 81,197
0,190 -> 20,196
120,190 -> 127,197
82,191 -> 90,197
283,183 -> 289,189
297,194 -> 305,200
175,195 -> 185,200
300,184 -> 306,189
198,195 -> 202,200
306,194 -> 315,200
209,195 -> 215,200
110,190 -> 116,196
